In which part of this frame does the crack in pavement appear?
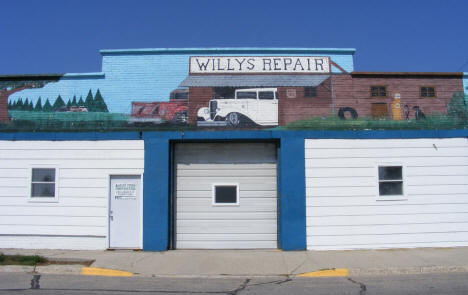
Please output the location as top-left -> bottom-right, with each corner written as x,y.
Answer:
246,276 -> 292,287
30,274 -> 41,289
288,256 -> 310,275
5,276 -> 294,294
227,278 -> 250,295
9,276 -> 249,294
348,277 -> 367,295
130,253 -> 151,268
227,276 -> 292,294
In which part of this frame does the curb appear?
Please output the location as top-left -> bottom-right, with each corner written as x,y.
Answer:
348,266 -> 468,276
297,268 -> 349,277
0,265 -> 133,277
2,265 -> 468,278
81,267 -> 133,277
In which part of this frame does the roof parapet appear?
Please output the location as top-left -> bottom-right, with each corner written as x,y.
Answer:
100,47 -> 356,56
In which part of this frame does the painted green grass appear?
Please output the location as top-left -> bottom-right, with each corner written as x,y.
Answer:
0,253 -> 47,266
9,111 -> 129,122
282,115 -> 468,130
3,111 -> 467,132
2,111 -> 196,132
2,111 -> 129,131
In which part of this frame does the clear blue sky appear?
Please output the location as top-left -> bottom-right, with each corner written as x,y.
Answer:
1,0 -> 467,75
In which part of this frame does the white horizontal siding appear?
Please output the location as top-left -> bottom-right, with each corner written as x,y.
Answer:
0,236 -> 106,250
175,143 -> 277,249
0,140 -> 144,250
0,225 -> 106,236
306,138 -> 468,250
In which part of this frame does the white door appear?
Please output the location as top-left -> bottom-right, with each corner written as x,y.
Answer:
175,143 -> 278,249
109,175 -> 141,248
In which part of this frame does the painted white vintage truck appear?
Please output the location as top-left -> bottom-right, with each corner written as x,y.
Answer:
197,88 -> 278,126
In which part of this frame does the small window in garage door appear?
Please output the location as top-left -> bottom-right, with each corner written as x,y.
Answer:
212,184 -> 239,205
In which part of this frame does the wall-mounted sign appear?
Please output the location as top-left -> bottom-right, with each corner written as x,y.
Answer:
286,88 -> 297,98
190,56 -> 330,74
114,183 -> 137,200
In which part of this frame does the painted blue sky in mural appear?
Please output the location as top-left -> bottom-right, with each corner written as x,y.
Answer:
1,0 -> 468,76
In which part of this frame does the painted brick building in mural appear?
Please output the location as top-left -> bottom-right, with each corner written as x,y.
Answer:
0,48 -> 468,252
341,72 -> 464,119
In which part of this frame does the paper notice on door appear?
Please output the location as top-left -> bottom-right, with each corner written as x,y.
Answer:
115,183 -> 137,200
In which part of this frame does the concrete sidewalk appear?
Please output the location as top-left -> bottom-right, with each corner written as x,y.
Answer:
2,247 -> 468,278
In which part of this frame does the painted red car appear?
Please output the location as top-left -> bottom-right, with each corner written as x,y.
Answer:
129,89 -> 188,124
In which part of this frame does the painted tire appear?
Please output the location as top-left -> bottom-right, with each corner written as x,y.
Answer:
227,112 -> 240,126
172,111 -> 188,123
338,107 -> 358,120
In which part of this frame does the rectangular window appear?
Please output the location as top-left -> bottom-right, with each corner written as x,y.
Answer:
212,184 -> 239,205
304,87 -> 317,97
236,91 -> 257,99
378,166 -> 404,198
30,168 -> 58,202
420,86 -> 436,98
259,91 -> 275,100
371,86 -> 387,97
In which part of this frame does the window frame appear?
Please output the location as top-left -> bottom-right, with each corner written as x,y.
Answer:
28,166 -> 59,203
370,85 -> 388,97
375,164 -> 407,201
420,86 -> 436,98
212,183 -> 239,206
304,86 -> 317,98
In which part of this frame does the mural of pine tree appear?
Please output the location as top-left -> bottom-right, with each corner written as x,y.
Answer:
66,99 -> 71,109
43,99 -> 53,112
78,96 -> 85,107
7,100 -> 12,110
84,89 -> 94,111
53,95 -> 66,111
71,95 -> 78,107
16,98 -> 24,110
29,101 -> 33,111
94,89 -> 108,112
35,97 -> 43,112
24,99 -> 30,111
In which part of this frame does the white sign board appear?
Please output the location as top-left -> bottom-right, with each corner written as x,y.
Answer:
190,56 -> 330,74
114,183 -> 137,200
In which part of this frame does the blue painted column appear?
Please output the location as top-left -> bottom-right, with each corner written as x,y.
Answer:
143,137 -> 170,250
278,135 -> 306,250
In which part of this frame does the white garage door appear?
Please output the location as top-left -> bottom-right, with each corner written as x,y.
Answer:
175,142 -> 278,249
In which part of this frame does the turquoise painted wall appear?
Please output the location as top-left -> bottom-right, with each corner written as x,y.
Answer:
9,48 -> 355,114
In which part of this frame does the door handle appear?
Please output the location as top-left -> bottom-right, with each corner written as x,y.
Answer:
109,210 -> 114,221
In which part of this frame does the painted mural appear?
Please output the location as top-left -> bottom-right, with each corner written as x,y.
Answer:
0,76 -> 61,123
0,50 -> 467,131
195,88 -> 279,127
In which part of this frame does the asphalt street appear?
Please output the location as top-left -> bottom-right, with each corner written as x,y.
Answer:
1,272 -> 468,295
